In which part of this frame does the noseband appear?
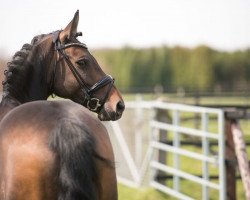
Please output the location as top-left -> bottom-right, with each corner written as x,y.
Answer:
52,31 -> 114,112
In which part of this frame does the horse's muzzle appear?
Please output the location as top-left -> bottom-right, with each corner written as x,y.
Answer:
98,100 -> 125,121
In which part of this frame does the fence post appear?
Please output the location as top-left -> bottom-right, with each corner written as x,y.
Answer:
202,112 -> 209,200
231,121 -> 250,200
173,110 -> 180,191
194,92 -> 200,129
135,95 -> 143,167
225,118 -> 236,200
155,107 -> 170,184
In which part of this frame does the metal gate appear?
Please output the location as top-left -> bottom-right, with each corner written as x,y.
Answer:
104,100 -> 226,200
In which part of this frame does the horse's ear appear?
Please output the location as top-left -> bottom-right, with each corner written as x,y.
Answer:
60,10 -> 79,42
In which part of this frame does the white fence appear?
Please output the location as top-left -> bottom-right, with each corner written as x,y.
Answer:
104,100 -> 226,200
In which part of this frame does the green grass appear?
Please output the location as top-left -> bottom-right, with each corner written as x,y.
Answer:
118,180 -> 246,200
118,184 -> 170,200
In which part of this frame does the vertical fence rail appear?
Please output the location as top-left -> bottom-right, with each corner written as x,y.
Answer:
173,110 -> 180,191
135,95 -> 143,167
202,113 -> 209,200
218,111 -> 226,200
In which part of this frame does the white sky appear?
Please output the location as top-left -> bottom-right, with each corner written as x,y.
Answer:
0,0 -> 250,56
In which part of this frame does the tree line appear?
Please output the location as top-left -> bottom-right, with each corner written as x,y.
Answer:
0,45 -> 250,94
93,45 -> 250,93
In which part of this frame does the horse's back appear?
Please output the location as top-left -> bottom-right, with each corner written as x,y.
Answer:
0,101 -> 117,200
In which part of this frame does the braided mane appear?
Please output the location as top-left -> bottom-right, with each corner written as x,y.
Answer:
2,34 -> 47,101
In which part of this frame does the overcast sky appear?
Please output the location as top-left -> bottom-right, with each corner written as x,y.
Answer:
0,0 -> 249,56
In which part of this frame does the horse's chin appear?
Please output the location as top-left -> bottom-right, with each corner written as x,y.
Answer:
97,113 -> 108,121
98,109 -> 121,121
98,111 -> 113,121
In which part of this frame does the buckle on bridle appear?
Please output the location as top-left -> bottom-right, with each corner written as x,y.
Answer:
87,98 -> 101,111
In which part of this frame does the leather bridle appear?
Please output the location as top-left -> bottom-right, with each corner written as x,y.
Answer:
52,31 -> 114,112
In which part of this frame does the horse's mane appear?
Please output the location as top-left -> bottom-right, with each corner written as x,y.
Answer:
2,34 -> 47,101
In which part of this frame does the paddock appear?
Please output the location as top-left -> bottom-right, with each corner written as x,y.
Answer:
105,99 -> 250,200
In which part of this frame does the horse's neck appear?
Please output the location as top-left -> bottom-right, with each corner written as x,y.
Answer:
0,43 -> 55,120
24,45 -> 55,101
0,68 -> 50,119
2,44 -> 54,103
24,63 -> 51,102
0,96 -> 20,121
0,68 -> 52,121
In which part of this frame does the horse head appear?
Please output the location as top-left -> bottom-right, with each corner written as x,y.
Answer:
13,10 -> 125,121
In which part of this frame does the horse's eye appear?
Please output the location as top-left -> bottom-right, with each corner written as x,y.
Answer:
76,58 -> 88,66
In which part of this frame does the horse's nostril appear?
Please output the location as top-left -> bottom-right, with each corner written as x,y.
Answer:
116,101 -> 125,113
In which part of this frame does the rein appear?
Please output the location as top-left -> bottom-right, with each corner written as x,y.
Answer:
52,31 -> 114,112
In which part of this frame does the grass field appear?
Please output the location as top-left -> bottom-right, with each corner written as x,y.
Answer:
118,181 -> 246,200
118,184 -> 170,200
117,93 -> 250,200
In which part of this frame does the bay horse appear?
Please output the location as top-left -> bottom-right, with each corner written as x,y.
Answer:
0,10 -> 124,200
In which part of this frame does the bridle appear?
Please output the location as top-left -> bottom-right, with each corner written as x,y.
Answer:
52,31 -> 114,112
